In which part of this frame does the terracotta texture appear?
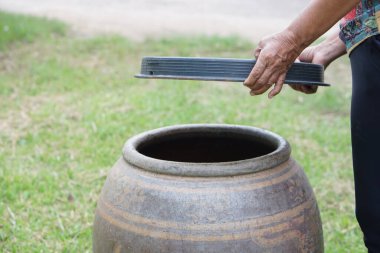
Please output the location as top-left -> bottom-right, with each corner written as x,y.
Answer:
93,124 -> 324,253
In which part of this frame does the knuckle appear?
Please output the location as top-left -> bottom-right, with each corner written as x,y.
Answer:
269,76 -> 278,84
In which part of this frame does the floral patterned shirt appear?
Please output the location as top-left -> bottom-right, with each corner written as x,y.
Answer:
340,0 -> 380,53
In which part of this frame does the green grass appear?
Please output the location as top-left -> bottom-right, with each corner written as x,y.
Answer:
0,11 -> 66,51
0,11 -> 364,252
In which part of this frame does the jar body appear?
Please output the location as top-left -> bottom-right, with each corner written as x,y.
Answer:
93,158 -> 323,253
93,125 -> 323,253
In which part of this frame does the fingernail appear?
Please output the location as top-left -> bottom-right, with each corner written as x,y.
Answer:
250,91 -> 256,96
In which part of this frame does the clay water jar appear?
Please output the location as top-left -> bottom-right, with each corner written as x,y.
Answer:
93,124 -> 323,253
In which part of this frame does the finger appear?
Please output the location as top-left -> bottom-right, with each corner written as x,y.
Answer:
298,47 -> 315,63
244,59 -> 266,89
267,73 -> 281,86
252,70 -> 275,92
250,84 -> 272,96
290,84 -> 302,92
290,84 -> 318,94
268,74 -> 285,98
253,56 -> 290,92
250,63 -> 282,92
251,72 -> 280,94
300,85 -> 311,93
301,85 -> 318,94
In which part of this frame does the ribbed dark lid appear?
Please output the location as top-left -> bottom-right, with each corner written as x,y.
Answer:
135,57 -> 329,86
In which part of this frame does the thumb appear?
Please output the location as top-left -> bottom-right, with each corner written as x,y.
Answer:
298,47 -> 315,63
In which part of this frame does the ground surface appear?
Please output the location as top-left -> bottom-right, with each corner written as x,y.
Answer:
0,0 -> 311,41
0,7 -> 364,253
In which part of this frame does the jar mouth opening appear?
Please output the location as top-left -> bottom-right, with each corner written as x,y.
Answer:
136,130 -> 278,163
123,124 -> 290,177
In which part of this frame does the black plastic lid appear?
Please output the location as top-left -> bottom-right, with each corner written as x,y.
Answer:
135,57 -> 329,86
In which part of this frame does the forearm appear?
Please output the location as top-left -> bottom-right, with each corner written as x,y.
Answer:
286,0 -> 360,49
313,28 -> 347,67
320,28 -> 346,53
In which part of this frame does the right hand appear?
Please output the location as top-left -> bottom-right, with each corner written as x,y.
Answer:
291,32 -> 347,94
291,46 -> 322,94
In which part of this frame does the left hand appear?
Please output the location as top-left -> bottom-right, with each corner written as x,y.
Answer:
244,30 -> 303,98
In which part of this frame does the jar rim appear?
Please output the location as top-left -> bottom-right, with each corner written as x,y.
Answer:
122,124 -> 291,177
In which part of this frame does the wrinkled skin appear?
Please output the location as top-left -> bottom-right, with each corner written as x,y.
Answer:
244,30 -> 347,98
244,31 -> 302,98
243,0 -> 360,98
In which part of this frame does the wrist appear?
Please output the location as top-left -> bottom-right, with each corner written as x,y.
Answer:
284,24 -> 315,51
316,38 -> 346,66
280,29 -> 305,57
283,27 -> 318,61
284,0 -> 361,52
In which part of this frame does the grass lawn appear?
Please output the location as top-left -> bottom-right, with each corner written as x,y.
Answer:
0,11 -> 364,252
